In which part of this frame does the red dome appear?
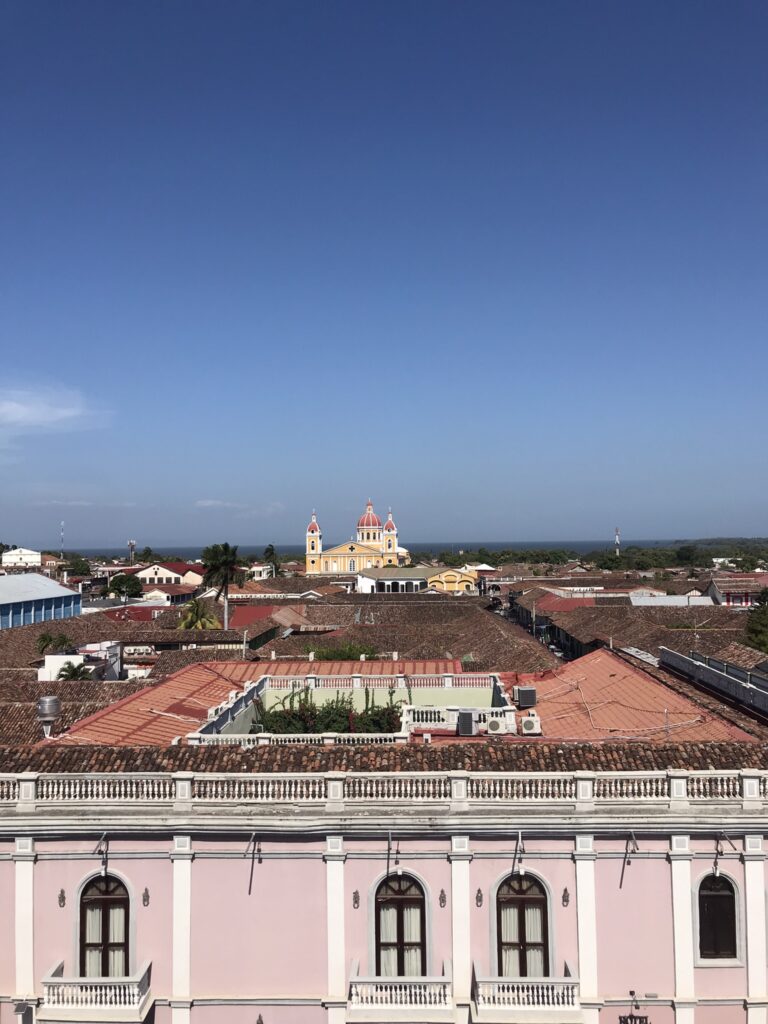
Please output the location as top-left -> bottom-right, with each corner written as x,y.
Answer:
307,512 -> 320,533
383,515 -> 397,532
357,501 -> 382,529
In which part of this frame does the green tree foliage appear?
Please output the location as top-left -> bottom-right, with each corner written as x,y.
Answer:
57,661 -> 93,680
65,555 -> 92,576
746,605 -> 768,654
178,599 -> 221,630
262,544 -> 281,577
202,542 -> 242,630
36,632 -> 74,655
254,686 -> 402,734
109,574 -> 143,602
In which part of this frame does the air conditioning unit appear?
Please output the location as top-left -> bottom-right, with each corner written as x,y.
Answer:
520,711 -> 542,735
487,716 -> 514,736
514,685 -> 537,708
457,710 -> 478,737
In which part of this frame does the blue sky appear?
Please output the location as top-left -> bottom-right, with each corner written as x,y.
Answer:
1,1 -> 766,549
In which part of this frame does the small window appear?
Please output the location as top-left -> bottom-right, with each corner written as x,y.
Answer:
497,875 -> 548,977
349,559 -> 356,572
80,875 -> 129,977
376,874 -> 426,976
310,541 -> 315,551
699,875 -> 737,959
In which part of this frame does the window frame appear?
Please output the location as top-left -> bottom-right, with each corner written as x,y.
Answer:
489,870 -> 555,980
694,870 -> 743,967
374,873 -> 428,977
496,874 -> 550,978
79,874 -> 131,978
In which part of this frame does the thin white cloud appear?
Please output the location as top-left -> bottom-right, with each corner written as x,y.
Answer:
195,499 -> 246,509
31,500 -> 138,509
32,499 -> 94,508
0,386 -> 106,456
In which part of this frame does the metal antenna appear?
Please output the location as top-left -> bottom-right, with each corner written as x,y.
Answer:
615,527 -> 621,559
60,520 -> 65,560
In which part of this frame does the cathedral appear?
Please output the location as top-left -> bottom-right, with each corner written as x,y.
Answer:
305,500 -> 410,575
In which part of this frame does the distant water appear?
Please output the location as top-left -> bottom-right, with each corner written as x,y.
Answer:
72,539 -> 681,559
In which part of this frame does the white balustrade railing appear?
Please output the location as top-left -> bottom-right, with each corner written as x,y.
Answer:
5,770 -> 764,808
349,960 -> 453,1010
190,731 -> 407,746
349,978 -> 452,1008
688,773 -> 741,799
42,961 -> 151,1012
345,774 -> 452,801
36,775 -> 174,802
475,976 -> 579,1009
193,775 -> 326,801
594,774 -> 668,800
0,777 -> 19,801
468,774 -> 577,801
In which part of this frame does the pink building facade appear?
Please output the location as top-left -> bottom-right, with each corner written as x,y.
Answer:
0,766 -> 766,1024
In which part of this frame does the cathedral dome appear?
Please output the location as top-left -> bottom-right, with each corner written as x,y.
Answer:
383,512 -> 397,532
357,500 -> 382,529
307,513 -> 320,534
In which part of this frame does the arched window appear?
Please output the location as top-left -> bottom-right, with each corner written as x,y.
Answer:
388,539 -> 392,550
349,559 -> 356,572
376,874 -> 426,977
699,875 -> 737,959
310,541 -> 315,551
80,875 -> 129,977
497,875 -> 548,977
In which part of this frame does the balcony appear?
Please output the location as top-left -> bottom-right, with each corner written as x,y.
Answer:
473,971 -> 582,1023
38,961 -> 152,1022
348,959 -> 454,1021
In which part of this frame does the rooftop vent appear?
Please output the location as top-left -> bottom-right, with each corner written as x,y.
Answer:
457,710 -> 478,737
36,695 -> 61,738
514,685 -> 537,709
520,710 -> 542,736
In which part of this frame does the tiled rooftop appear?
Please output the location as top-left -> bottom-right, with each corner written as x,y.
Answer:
1,740 -> 767,774
49,659 -> 464,746
499,649 -> 756,744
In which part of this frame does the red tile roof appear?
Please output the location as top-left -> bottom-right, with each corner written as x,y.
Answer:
229,605 -> 277,628
499,649 -> 755,744
50,659 -> 463,747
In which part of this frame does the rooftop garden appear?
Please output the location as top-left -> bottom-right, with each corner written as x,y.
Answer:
253,685 -> 406,735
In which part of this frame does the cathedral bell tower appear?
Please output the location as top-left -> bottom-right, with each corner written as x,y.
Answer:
383,509 -> 398,565
305,511 -> 322,575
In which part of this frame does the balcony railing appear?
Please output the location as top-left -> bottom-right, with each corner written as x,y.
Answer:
39,961 -> 152,1021
3,769 -> 766,811
475,976 -> 580,1009
349,959 -> 453,1014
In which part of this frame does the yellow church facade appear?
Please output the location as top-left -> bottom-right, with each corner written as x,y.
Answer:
305,501 -> 410,576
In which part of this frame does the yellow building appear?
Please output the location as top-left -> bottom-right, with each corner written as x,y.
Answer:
305,501 -> 410,576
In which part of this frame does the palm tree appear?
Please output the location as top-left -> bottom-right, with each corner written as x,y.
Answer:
37,632 -> 74,656
178,598 -> 221,630
57,661 -> 93,680
262,544 -> 281,577
202,542 -> 241,630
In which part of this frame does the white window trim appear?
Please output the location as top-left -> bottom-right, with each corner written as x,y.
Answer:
74,868 -> 138,978
367,867 -> 435,977
488,867 -> 556,979
692,868 -> 745,968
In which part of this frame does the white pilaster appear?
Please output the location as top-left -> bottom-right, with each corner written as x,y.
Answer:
574,835 -> 598,1009
669,834 -> 695,1024
324,836 -> 347,1024
745,836 -> 767,1024
171,835 -> 193,1024
449,836 -> 472,1004
13,837 -> 35,998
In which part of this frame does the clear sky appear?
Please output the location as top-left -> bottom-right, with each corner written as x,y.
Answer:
1,0 -> 766,550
